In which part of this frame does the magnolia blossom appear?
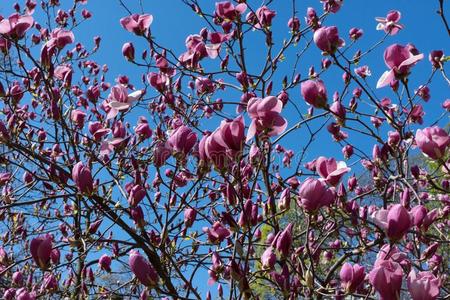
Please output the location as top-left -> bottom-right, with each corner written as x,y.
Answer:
369,260 -> 403,300
298,178 -> 335,212
376,10 -> 404,35
415,126 -> 450,160
128,250 -> 159,286
72,161 -> 94,194
301,79 -> 328,108
120,14 -> 153,35
46,28 -> 75,51
340,263 -> 365,293
261,247 -> 276,269
30,235 -> 52,269
0,13 -> 34,39
215,1 -> 247,21
107,85 -> 144,119
315,156 -> 350,186
377,44 -> 424,88
203,222 -> 231,244
407,270 -> 440,300
167,125 -> 198,157
313,26 -> 345,54
372,204 -> 412,241
246,96 -> 287,142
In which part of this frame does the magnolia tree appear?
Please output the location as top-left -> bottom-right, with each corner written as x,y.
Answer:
0,0 -> 449,299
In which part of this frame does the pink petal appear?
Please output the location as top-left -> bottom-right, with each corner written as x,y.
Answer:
376,70 -> 395,88
398,53 -> 424,69
246,121 -> 257,142
109,101 -> 131,111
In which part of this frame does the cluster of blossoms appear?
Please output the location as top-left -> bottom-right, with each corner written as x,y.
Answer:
0,0 -> 448,299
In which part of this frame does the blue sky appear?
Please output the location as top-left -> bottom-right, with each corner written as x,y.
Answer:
72,0 -> 449,163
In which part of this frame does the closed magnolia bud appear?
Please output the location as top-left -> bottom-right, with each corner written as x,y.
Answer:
129,250 -> 159,286
313,26 -> 344,54
261,246 -> 276,269
184,208 -> 197,228
342,145 -> 353,159
122,42 -> 135,61
98,254 -> 112,272
30,235 -> 52,269
12,271 -> 24,286
72,162 -> 93,194
301,79 -> 327,108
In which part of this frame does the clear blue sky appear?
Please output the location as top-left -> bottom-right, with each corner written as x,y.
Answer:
72,0 -> 449,164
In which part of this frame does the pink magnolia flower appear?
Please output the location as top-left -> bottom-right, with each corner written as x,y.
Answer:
72,161 -> 94,194
340,263 -> 365,293
195,77 -> 215,94
107,85 -> 144,119
153,142 -> 172,167
288,17 -> 300,32
410,205 -> 439,232
184,208 -> 197,228
128,185 -> 146,207
30,235 -> 52,269
298,178 -> 335,212
204,130 -> 227,170
212,115 -> 245,160
313,26 -> 345,54
429,50 -> 444,68
377,44 -> 424,88
354,65 -> 371,78
321,0 -> 343,13
372,204 -> 412,241
0,172 -> 12,186
120,14 -> 153,35
278,187 -> 291,211
415,85 -> 430,102
129,250 -> 159,286
315,156 -> 350,186
274,223 -> 293,257
88,122 -> 111,141
369,260 -> 403,300
122,42 -> 135,61
330,100 -> 346,125
254,6 -> 276,29
215,1 -> 247,21
376,10 -> 404,35
301,79 -> 328,108
203,222 -> 231,244
98,254 -> 112,272
130,206 -> 145,227
15,288 -> 36,300
54,65 -> 73,87
70,109 -> 86,129
12,271 -> 23,286
349,27 -> 363,40
246,96 -> 287,142
40,273 -> 58,292
46,28 -> 75,50
167,125 -> 198,156
0,13 -> 34,39
407,270 -> 440,300
261,246 -> 276,269
134,117 -> 153,139
415,126 -> 450,160
147,72 -> 168,92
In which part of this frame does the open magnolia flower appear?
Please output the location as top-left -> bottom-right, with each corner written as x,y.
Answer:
375,10 -> 404,35
377,44 -> 424,88
106,85 -> 144,119
246,96 -> 287,142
